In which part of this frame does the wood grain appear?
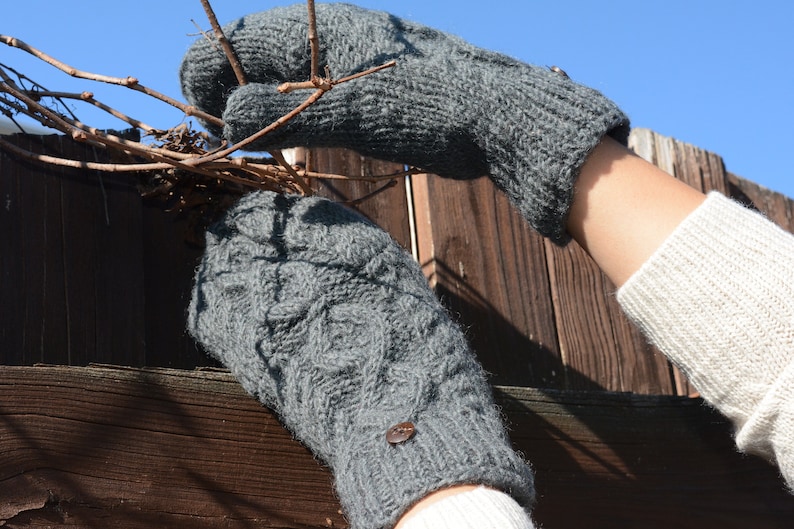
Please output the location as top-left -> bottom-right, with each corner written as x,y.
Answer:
2,365 -> 792,529
0,365 -> 342,529
3,132 -> 794,397
628,128 -> 735,395
729,171 -> 794,232
543,236 -> 676,394
0,134 -> 148,366
411,173 -> 564,388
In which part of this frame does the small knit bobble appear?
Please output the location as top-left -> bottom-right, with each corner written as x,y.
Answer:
618,192 -> 794,491
179,3 -> 629,242
399,487 -> 537,529
188,191 -> 535,529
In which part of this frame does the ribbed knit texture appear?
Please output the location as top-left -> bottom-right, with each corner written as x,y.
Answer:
617,192 -> 794,491
179,3 -> 629,242
187,191 -> 535,529
400,487 -> 536,529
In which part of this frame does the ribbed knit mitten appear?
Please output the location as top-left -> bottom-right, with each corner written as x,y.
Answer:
187,191 -> 535,529
179,3 -> 629,242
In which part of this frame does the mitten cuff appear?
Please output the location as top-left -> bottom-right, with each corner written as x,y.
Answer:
335,405 -> 535,529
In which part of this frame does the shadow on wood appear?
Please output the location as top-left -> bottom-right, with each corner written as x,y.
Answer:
3,131 -> 794,527
2,365 -> 792,529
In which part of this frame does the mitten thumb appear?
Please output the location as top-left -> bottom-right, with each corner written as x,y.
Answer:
222,83 -> 298,147
221,81 -> 367,152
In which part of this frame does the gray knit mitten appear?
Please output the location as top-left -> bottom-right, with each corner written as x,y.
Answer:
187,191 -> 534,529
179,3 -> 629,242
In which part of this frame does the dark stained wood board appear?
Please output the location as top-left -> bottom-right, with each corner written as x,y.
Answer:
629,128 -> 729,396
2,365 -> 792,529
3,131 -> 794,398
728,171 -> 794,232
542,235 -> 677,394
0,134 -> 147,366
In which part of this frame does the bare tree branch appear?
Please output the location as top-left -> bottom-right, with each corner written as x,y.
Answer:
269,149 -> 312,195
345,179 -> 399,206
184,88 -> 327,165
278,60 -> 396,94
0,34 -> 223,129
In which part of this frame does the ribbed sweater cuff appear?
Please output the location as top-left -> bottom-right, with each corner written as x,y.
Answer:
617,192 -> 794,473
399,487 -> 536,529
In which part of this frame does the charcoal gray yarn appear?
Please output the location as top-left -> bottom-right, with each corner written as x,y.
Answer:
179,3 -> 629,242
187,191 -> 535,529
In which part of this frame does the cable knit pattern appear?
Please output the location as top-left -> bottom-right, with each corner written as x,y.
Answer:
187,191 -> 535,529
617,192 -> 794,490
179,3 -> 629,242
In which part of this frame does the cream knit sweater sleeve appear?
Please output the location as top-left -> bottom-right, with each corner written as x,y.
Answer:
617,192 -> 794,491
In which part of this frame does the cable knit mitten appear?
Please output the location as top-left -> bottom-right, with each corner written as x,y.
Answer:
187,191 -> 535,529
179,3 -> 629,242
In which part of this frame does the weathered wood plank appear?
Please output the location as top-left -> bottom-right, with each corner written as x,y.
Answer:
0,365 -> 343,529
628,128 -> 737,396
0,135 -> 46,363
0,135 -> 147,366
4,133 -> 794,398
140,204 -> 207,368
542,130 -> 680,394
291,147 -> 413,252
0,135 -> 68,364
503,386 -> 794,527
411,174 -> 564,388
543,236 -> 676,394
2,365 -> 792,528
728,171 -> 794,232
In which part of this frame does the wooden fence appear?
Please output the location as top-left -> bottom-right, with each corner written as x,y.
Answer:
2,130 -> 794,527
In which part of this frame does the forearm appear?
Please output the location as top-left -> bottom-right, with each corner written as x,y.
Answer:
566,136 -> 706,287
569,138 -> 794,488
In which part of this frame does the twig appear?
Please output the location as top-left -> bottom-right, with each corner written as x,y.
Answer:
0,136 -> 173,172
191,19 -> 222,51
336,61 -> 397,86
0,62 -> 81,123
269,149 -> 312,196
346,179 -> 399,206
25,89 -> 159,133
307,0 -> 321,83
184,88 -> 327,165
2,81 -> 189,168
0,35 -> 224,129
212,58 -> 396,162
0,0 -> 409,224
277,60 -> 396,94
199,0 -> 248,86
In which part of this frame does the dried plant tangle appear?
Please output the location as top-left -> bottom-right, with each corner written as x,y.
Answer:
0,0 -> 405,221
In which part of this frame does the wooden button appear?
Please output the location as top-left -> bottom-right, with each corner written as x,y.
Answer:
386,422 -> 415,445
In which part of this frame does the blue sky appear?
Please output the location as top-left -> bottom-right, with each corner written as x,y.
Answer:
3,1 -> 793,197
